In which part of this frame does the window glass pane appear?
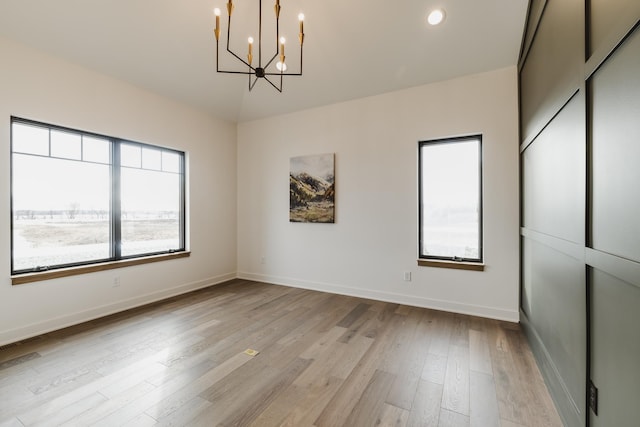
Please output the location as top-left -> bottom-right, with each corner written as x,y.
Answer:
51,130 -> 82,160
162,151 -> 181,173
121,143 -> 141,168
83,136 -> 110,164
142,147 -> 162,170
420,138 -> 481,260
12,154 -> 111,271
120,167 -> 181,257
12,122 -> 49,156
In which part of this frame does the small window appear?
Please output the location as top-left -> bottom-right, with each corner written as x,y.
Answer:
10,117 -> 186,275
418,135 -> 483,263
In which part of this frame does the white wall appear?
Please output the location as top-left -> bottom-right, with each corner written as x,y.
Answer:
0,37 -> 237,345
237,66 -> 520,321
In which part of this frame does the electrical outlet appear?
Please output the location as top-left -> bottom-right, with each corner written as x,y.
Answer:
403,271 -> 412,282
113,277 -> 121,287
260,256 -> 266,265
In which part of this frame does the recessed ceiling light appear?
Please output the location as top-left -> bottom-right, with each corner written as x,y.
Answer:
427,9 -> 446,26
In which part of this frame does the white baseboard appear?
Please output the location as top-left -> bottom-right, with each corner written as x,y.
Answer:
237,272 -> 519,322
0,272 -> 236,347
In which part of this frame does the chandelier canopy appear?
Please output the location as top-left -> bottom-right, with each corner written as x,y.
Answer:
213,0 -> 305,92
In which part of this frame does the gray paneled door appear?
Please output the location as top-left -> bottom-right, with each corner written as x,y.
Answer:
588,20 -> 640,427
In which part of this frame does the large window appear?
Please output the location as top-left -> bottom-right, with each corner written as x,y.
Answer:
11,117 -> 186,275
419,135 -> 482,263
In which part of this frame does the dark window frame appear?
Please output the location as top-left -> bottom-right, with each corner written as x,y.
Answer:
10,116 -> 187,275
418,134 -> 483,264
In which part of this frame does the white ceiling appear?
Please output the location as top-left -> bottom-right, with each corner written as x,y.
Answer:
0,0 -> 528,122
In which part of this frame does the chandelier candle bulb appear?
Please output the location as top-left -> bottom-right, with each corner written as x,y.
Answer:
298,13 -> 305,45
214,8 -> 221,41
279,36 -> 285,61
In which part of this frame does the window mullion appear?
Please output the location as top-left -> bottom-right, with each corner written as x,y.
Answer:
112,141 -> 122,260
179,155 -> 186,250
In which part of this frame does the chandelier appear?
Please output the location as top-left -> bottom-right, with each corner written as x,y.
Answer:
213,0 -> 305,92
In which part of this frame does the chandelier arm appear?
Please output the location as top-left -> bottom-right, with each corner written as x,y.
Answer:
263,72 -> 302,76
258,0 -> 262,66
264,52 -> 279,70
263,75 -> 283,92
225,49 -> 254,69
249,73 -> 259,91
263,44 -> 303,76
217,39 -> 254,74
216,40 -> 220,72
216,70 -> 255,75
223,11 -> 254,70
225,14 -> 232,56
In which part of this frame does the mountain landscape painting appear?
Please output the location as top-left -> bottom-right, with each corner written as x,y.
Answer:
290,153 -> 335,223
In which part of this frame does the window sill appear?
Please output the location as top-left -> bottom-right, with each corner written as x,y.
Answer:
417,258 -> 485,271
11,251 -> 190,285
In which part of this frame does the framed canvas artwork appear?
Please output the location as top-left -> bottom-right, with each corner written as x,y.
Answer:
289,153 -> 335,223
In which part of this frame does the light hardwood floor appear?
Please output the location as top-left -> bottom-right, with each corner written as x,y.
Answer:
0,280 -> 562,426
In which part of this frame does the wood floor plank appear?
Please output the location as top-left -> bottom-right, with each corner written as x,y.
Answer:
469,329 -> 493,375
500,419 -> 527,427
0,365 -> 39,390
343,369 -> 397,427
360,302 -> 399,340
1,350 -> 165,420
259,376 -> 343,427
439,408 -> 470,427
215,357 -> 313,426
314,314 -> 405,427
121,412 -> 157,427
258,332 -> 373,425
486,322 -> 536,426
337,308 -> 377,344
0,352 -> 41,371
189,357 -> 312,426
386,310 -> 432,410
152,396 -> 212,427
407,379 -> 443,427
90,352 -> 252,426
0,280 -> 562,427
503,328 -> 563,427
61,381 -> 156,426
0,384 -> 38,420
421,352 -> 448,385
450,314 -> 471,347
442,344 -> 470,416
379,308 -> 422,375
428,311 -> 454,357
378,403 -> 410,427
143,352 -> 254,421
145,354 -> 217,389
20,391 -> 107,426
469,371 -> 500,427
336,303 -> 371,328
0,418 -> 25,427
